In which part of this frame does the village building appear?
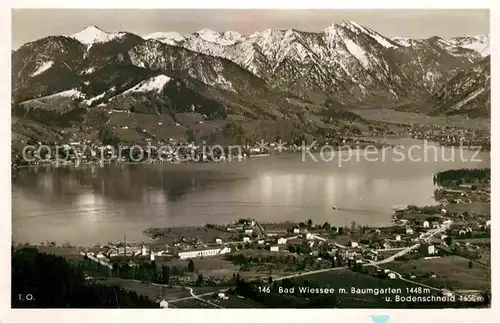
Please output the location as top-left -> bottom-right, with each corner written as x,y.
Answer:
395,235 -> 401,241
177,246 -> 231,260
366,249 -> 378,260
350,241 -> 359,248
420,243 -> 436,257
218,292 -> 229,300
441,289 -> 454,297
345,250 -> 357,259
243,237 -> 251,243
406,227 -> 414,234
215,238 -> 223,244
270,246 -> 279,252
423,221 -> 430,228
159,299 -> 169,308
277,238 -> 287,245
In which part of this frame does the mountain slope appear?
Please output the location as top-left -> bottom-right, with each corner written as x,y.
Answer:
12,36 -> 86,102
448,35 -> 490,57
428,56 -> 490,118
147,21 -> 482,104
11,22 -> 491,147
14,23 -> 487,108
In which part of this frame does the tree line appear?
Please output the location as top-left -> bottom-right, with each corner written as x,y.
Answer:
81,254 -> 197,286
12,247 -> 158,308
13,104 -> 86,128
434,168 -> 490,186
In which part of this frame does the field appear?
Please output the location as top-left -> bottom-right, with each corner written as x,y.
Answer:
172,298 -> 217,308
97,278 -> 185,300
200,294 -> 267,308
165,256 -> 237,278
276,269 -> 447,308
383,256 -> 490,290
350,108 -> 490,130
96,277 -> 223,303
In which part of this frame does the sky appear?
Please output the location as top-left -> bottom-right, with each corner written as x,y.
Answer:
12,9 -> 490,49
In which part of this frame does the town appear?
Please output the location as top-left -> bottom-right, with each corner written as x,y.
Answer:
18,168 -> 490,308
12,122 -> 490,170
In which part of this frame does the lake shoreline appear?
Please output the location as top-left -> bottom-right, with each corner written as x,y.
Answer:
12,147 -> 490,246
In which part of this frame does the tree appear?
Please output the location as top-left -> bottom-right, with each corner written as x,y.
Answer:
161,265 -> 170,284
307,219 -> 313,227
469,260 -> 473,269
221,121 -> 245,145
12,247 -> 159,308
186,129 -> 196,143
188,259 -> 195,272
350,221 -> 357,231
322,222 -> 330,230
171,266 -> 180,276
268,276 -> 273,284
98,125 -> 119,146
196,273 -> 204,286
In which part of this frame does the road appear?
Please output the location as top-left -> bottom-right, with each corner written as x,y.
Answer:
372,222 -> 452,265
365,222 -> 453,293
392,272 -> 441,292
373,244 -> 420,265
186,287 -> 225,308
271,266 -> 348,282
168,288 -> 229,304
268,221 -> 453,290
375,247 -> 407,252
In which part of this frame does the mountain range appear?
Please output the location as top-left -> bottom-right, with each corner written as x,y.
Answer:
11,22 -> 490,145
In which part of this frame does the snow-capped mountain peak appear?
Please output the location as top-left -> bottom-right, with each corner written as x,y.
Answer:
144,31 -> 185,42
143,31 -> 186,45
324,21 -> 397,49
448,34 -> 490,57
340,20 -> 367,32
193,28 -> 242,45
391,37 -> 413,47
70,25 -> 126,47
339,20 -> 397,48
222,31 -> 244,42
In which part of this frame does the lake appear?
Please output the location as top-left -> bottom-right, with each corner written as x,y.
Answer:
12,139 -> 490,246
